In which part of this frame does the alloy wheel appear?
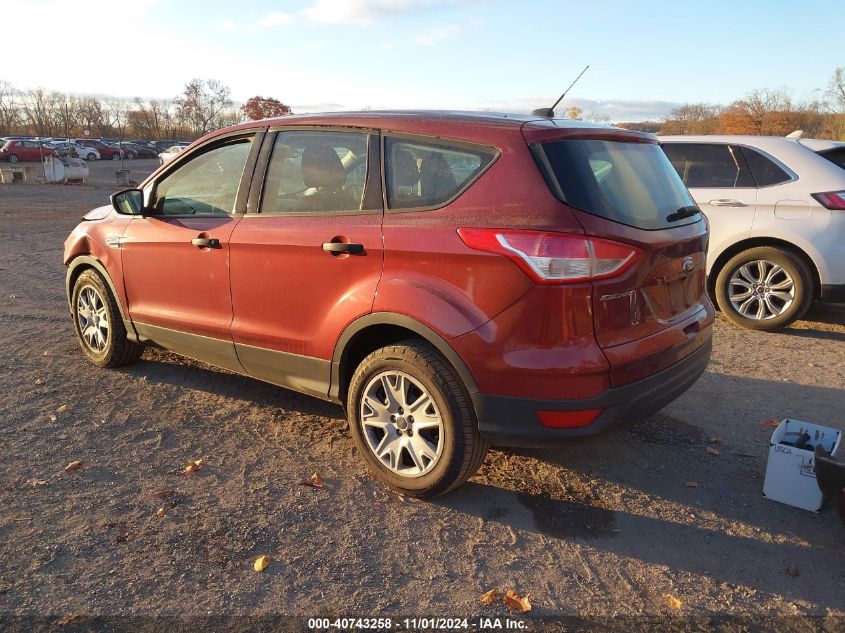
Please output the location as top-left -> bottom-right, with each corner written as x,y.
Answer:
728,259 -> 795,320
76,285 -> 110,352
360,370 -> 444,478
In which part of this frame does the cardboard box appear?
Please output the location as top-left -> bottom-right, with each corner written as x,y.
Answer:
763,419 -> 841,512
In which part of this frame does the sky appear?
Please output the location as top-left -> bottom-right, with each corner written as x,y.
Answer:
4,0 -> 842,121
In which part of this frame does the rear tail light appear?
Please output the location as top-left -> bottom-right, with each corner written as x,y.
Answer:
812,191 -> 845,210
457,228 -> 640,284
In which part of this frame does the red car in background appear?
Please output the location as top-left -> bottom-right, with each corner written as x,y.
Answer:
1,140 -> 58,162
63,111 -> 714,497
76,139 -> 126,160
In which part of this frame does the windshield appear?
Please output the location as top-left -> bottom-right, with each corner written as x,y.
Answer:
537,139 -> 699,230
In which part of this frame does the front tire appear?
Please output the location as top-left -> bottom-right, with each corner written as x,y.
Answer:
71,269 -> 144,367
8,154 -> 18,163
86,153 -> 97,161
347,340 -> 488,497
715,246 -> 814,331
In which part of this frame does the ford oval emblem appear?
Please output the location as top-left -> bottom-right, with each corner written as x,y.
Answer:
682,257 -> 695,273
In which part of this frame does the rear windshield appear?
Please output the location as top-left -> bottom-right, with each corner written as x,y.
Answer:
818,147 -> 845,171
537,139 -> 699,230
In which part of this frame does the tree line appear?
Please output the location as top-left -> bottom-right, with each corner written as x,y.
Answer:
0,79 -> 293,140
3,67 -> 844,141
617,67 -> 845,139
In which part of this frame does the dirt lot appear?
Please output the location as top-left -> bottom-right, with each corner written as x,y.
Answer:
1,159 -> 844,631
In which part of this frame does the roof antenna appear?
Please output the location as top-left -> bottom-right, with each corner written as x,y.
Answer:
532,65 -> 590,118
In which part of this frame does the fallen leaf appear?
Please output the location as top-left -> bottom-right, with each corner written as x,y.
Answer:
64,460 -> 84,473
42,351 -> 49,356
35,378 -> 44,385
706,447 -> 720,456
151,489 -> 175,499
253,555 -> 271,572
56,612 -> 79,626
155,507 -> 166,518
48,414 -> 57,423
27,479 -> 49,486
761,418 -> 780,429
708,436 -> 721,444
299,472 -> 325,488
787,566 -> 800,577
683,481 -> 699,488
182,458 -> 204,475
503,589 -> 531,613
480,588 -> 500,605
56,404 -> 68,414
665,595 -> 683,609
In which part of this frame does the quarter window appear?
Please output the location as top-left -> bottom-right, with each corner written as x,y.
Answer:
740,147 -> 791,186
260,130 -> 372,215
661,143 -> 755,188
385,136 -> 495,210
152,138 -> 252,216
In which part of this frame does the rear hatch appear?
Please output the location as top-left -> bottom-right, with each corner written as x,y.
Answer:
525,124 -> 712,386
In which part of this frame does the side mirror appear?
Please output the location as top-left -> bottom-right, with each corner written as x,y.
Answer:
110,188 -> 144,216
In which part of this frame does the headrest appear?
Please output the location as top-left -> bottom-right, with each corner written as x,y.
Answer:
392,149 -> 420,187
301,144 -> 346,189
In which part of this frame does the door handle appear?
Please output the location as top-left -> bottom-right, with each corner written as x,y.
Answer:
322,242 -> 364,255
709,199 -> 749,207
191,237 -> 221,249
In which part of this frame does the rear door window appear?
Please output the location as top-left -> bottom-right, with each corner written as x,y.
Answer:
739,147 -> 791,186
260,130 -> 375,215
538,139 -> 698,230
818,147 -> 845,171
661,143 -> 755,188
384,136 -> 496,210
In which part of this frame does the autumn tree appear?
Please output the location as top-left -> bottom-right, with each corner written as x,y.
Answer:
242,96 -> 292,120
175,79 -> 234,136
718,88 -> 792,135
564,105 -> 583,120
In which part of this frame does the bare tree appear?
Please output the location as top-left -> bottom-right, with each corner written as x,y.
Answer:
828,67 -> 845,111
724,88 -> 792,135
661,103 -> 719,135
0,80 -> 21,135
175,79 -> 234,136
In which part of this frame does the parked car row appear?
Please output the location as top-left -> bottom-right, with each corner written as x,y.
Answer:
0,136 -> 192,162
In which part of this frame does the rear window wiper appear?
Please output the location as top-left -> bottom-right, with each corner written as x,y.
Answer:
666,205 -> 701,222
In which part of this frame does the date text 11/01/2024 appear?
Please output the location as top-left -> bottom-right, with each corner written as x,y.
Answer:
307,617 -> 527,630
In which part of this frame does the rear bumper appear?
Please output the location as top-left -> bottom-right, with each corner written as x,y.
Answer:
821,284 -> 845,303
473,337 -> 712,447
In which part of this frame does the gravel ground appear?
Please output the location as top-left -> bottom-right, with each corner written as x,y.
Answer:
1,159 -> 844,631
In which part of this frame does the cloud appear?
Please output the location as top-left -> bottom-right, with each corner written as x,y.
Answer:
258,11 -> 295,27
415,24 -> 460,46
218,19 -> 238,31
255,0 -> 481,28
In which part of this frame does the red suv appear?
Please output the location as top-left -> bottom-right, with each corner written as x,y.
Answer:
1,140 -> 58,162
76,139 -> 125,160
64,112 -> 714,496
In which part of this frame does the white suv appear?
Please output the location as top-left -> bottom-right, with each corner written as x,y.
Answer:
659,135 -> 845,330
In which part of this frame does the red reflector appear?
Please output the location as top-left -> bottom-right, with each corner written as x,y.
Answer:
537,409 -> 603,428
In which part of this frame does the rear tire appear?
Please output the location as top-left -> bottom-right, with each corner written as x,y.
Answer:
347,340 -> 488,497
86,153 -> 97,161
715,246 -> 813,331
71,269 -> 144,367
8,154 -> 18,163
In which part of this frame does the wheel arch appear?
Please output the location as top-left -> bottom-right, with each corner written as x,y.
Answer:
66,256 -> 136,338
707,237 -> 822,301
330,314 -> 480,406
